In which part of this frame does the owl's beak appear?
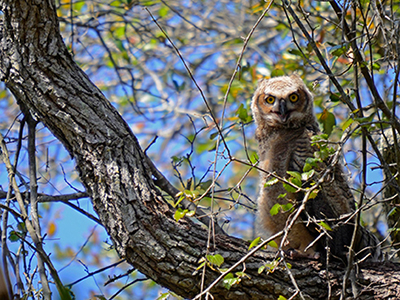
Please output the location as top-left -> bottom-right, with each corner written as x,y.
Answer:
278,100 -> 289,123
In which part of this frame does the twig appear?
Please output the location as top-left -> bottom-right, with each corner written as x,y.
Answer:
192,231 -> 284,300
0,131 -> 71,299
66,259 -> 126,287
145,8 -> 230,157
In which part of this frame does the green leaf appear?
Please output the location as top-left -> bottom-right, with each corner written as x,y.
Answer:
342,118 -> 354,131
268,240 -> 278,248
222,273 -> 240,290
8,231 -> 20,242
303,157 -> 322,172
281,203 -> 293,212
372,62 -> 380,70
308,189 -> 319,199
196,260 -> 206,271
303,163 -> 312,172
277,193 -> 287,199
271,69 -> 285,77
319,109 -> 336,136
237,103 -> 251,123
286,171 -> 301,182
207,254 -> 224,267
265,177 -> 279,187
157,293 -> 170,300
301,169 -> 315,181
283,182 -> 297,193
329,92 -> 341,102
258,265 -> 266,274
270,203 -> 282,216
289,176 -> 302,188
318,221 -> 332,231
249,237 -> 261,250
311,133 -> 329,142
209,131 -> 218,140
330,44 -> 348,56
174,208 -> 188,222
159,6 -> 169,17
278,296 -> 288,300
235,271 -> 248,278
173,193 -> 185,208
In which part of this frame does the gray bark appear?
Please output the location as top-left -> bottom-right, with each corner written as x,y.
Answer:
0,0 -> 400,299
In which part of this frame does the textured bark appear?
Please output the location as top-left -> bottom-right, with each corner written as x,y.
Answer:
0,0 -> 400,299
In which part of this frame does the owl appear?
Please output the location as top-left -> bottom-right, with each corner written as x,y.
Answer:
251,74 -> 381,261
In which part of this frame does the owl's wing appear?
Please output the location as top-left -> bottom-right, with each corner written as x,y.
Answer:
297,142 -> 381,261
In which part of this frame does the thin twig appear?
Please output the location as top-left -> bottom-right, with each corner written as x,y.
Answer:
192,231 -> 284,300
66,259 -> 126,287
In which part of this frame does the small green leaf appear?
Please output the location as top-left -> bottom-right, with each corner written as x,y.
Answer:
196,260 -> 206,271
289,176 -> 302,188
207,254 -> 224,267
258,265 -> 266,274
286,171 -> 301,182
311,133 -> 329,142
265,177 -> 279,187
271,69 -> 285,77
283,182 -> 297,193
268,240 -> 278,248
235,271 -> 245,277
278,296 -> 288,300
281,203 -> 293,212
308,189 -> 319,199
174,194 -> 185,208
209,131 -> 219,140
329,92 -> 341,102
303,163 -> 312,172
249,237 -> 261,250
237,103 -> 251,123
303,157 -> 322,172
158,6 -> 169,17
301,169 -> 315,181
222,273 -> 240,290
372,62 -> 380,70
319,109 -> 336,136
330,44 -> 347,56
277,193 -> 287,199
174,208 -> 188,222
318,221 -> 332,231
157,292 -> 170,300
8,231 -> 20,242
342,118 -> 354,131
270,203 -> 282,216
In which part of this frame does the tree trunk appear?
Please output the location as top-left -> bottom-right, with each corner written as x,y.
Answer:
0,0 -> 400,299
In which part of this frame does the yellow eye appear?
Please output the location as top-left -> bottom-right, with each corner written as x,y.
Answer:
265,96 -> 275,104
289,93 -> 299,103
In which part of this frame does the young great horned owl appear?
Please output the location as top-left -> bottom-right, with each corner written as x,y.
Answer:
251,74 -> 381,261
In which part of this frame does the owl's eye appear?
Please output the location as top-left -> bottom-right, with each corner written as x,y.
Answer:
289,93 -> 299,103
265,96 -> 275,104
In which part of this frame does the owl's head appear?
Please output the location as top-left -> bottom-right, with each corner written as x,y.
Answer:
251,74 -> 318,131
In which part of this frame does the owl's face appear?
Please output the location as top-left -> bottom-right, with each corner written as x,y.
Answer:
251,74 -> 315,130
